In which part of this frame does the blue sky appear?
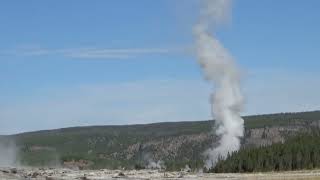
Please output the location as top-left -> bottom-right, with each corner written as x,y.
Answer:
1,1 -> 320,134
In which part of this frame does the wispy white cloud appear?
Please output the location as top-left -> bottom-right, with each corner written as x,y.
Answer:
1,46 -> 188,59
67,48 -> 176,59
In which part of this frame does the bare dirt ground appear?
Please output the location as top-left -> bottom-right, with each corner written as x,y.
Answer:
1,167 -> 320,180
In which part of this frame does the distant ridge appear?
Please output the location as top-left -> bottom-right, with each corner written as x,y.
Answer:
2,110 -> 320,170
9,110 -> 320,136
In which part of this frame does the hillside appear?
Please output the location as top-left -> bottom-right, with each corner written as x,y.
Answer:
2,111 -> 320,170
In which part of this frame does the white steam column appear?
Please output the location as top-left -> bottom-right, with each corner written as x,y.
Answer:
193,0 -> 244,169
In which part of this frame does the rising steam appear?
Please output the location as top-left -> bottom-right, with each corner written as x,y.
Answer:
193,0 -> 244,169
143,153 -> 165,170
0,138 -> 19,167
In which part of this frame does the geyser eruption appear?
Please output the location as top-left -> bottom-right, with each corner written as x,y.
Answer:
193,0 -> 244,169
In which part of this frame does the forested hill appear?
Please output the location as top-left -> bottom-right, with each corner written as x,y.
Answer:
2,111 -> 320,170
212,133 -> 320,173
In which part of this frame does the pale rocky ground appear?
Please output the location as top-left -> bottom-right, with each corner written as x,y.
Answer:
1,167 -> 320,180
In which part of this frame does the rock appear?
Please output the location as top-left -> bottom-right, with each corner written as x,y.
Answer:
0,169 -> 9,174
10,168 -> 17,174
79,176 -> 89,180
118,172 -> 125,176
112,172 -> 126,178
78,174 -> 90,180
31,171 -> 40,178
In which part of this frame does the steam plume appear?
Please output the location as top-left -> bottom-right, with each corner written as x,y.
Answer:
143,153 -> 165,170
0,138 -> 18,167
193,0 -> 244,168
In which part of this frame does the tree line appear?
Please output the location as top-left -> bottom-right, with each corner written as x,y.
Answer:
211,133 -> 320,173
